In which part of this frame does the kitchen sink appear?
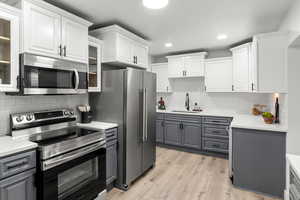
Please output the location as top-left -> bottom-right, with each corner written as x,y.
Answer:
172,110 -> 202,113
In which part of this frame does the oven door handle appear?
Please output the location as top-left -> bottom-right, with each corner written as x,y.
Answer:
74,69 -> 80,90
42,141 -> 105,171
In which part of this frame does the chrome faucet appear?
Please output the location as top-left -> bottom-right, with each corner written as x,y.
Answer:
185,93 -> 190,111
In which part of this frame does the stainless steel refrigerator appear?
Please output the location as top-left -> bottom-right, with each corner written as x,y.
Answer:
90,67 -> 156,190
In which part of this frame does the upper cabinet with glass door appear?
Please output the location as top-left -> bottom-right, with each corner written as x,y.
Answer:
88,36 -> 102,92
0,2 -> 20,92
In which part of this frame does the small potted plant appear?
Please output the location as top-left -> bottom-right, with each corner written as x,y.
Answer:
262,112 -> 274,124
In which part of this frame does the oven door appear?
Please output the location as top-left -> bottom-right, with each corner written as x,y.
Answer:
20,53 -> 88,95
37,148 -> 106,200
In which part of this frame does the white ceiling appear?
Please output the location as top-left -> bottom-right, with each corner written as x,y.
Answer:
48,0 -> 294,56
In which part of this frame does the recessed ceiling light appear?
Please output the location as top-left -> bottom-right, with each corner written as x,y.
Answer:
143,0 -> 169,9
217,34 -> 228,40
165,43 -> 173,48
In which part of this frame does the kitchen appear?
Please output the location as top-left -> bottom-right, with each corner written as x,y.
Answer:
0,0 -> 298,200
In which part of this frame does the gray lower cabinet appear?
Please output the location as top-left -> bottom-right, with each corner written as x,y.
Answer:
156,113 -> 231,154
232,128 -> 286,197
181,122 -> 201,149
164,120 -> 182,146
156,120 -> 164,143
0,150 -> 36,200
106,128 -> 118,185
0,169 -> 35,200
106,141 -> 117,185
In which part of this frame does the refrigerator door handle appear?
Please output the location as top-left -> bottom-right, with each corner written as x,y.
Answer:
142,88 -> 148,142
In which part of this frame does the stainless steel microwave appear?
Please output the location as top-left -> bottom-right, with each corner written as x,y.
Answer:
11,53 -> 88,95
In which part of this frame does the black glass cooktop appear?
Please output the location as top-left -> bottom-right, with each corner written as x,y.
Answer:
31,127 -> 99,146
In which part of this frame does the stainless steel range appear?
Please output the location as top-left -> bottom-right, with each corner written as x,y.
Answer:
11,109 -> 106,200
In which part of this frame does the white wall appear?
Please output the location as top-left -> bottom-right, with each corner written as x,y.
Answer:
157,78 -> 273,114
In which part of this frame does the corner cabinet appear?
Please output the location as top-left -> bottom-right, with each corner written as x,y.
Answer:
205,57 -> 233,92
90,25 -> 149,69
22,0 -> 92,63
167,52 -> 207,78
88,36 -> 102,92
151,63 -> 172,93
0,3 -> 20,92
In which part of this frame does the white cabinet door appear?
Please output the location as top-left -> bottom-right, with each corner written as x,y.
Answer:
151,63 -> 171,93
184,55 -> 205,77
117,34 -> 133,64
231,44 -> 251,92
23,1 -> 61,58
168,57 -> 185,78
205,58 -> 233,92
62,17 -> 88,63
254,32 -> 288,93
0,5 -> 20,92
134,43 -> 148,69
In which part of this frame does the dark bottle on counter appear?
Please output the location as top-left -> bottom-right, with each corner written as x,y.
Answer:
158,97 -> 166,110
275,97 -> 280,124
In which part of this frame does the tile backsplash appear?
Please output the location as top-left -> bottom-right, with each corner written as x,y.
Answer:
0,93 -> 88,136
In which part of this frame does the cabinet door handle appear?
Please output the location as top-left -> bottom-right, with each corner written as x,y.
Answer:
166,86 -> 168,92
136,56 -> 138,64
232,85 -> 234,91
251,83 -> 254,91
59,45 -> 62,56
63,46 -> 67,57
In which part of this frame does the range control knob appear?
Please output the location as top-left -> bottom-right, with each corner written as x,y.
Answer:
15,115 -> 24,123
26,114 -> 34,121
69,111 -> 75,115
63,111 -> 70,116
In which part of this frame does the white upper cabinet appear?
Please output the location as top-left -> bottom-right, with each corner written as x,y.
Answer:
90,25 -> 149,69
117,33 -> 133,63
0,3 -> 20,92
23,1 -> 61,58
88,36 -> 102,92
167,56 -> 185,78
62,17 -> 88,63
231,43 -> 252,92
205,57 -> 233,92
167,52 -> 207,78
253,32 -> 288,93
151,63 -> 171,93
22,0 -> 92,63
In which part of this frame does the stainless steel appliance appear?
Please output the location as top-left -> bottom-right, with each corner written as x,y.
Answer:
11,109 -> 106,200
90,67 -> 156,190
10,53 -> 88,95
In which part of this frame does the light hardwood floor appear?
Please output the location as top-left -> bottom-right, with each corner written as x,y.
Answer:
107,147 -> 280,200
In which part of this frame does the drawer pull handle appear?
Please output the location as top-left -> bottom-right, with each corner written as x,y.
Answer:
212,131 -> 221,134
6,161 -> 28,170
212,144 -> 221,148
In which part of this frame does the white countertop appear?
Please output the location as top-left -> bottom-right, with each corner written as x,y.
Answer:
0,136 -> 37,158
77,121 -> 118,131
287,154 -> 300,177
157,109 -> 288,133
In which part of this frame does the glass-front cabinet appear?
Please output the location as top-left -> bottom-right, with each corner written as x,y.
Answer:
0,4 -> 20,92
88,36 -> 102,92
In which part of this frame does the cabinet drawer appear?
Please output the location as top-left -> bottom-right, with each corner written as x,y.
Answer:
157,113 -> 165,120
165,114 -> 202,123
203,116 -> 232,125
203,125 -> 229,139
106,128 -> 118,142
202,138 -> 228,154
0,151 -> 36,180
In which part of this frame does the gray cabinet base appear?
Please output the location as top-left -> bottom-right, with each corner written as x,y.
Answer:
156,143 -> 228,159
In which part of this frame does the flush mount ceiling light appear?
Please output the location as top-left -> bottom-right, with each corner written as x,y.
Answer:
165,42 -> 173,48
143,0 -> 169,9
217,34 -> 228,40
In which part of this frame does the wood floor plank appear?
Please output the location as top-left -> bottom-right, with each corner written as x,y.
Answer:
107,147 -> 280,200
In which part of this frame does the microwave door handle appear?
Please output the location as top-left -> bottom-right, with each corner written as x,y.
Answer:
74,69 -> 79,90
